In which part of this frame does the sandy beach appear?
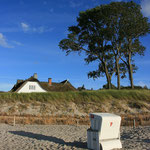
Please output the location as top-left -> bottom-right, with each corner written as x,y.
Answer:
0,124 -> 149,150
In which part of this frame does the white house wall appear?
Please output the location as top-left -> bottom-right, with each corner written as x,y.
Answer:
17,81 -> 47,93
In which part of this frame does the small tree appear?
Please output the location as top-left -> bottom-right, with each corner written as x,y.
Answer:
102,2 -> 128,89
77,84 -> 86,91
102,2 -> 150,89
118,1 -> 150,89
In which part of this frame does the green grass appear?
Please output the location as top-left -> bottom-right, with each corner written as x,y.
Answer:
0,89 -> 150,104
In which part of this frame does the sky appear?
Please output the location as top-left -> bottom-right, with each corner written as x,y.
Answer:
0,0 -> 150,91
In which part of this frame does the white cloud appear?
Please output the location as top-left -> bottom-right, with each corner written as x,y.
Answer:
33,26 -> 54,33
33,26 -> 44,33
43,1 -> 47,5
0,33 -> 13,48
141,0 -> 150,17
0,33 -> 21,48
136,60 -> 150,65
12,41 -> 23,46
137,81 -> 146,87
21,22 -> 54,33
21,22 -> 30,32
137,81 -> 150,88
69,0 -> 82,8
49,8 -> 54,13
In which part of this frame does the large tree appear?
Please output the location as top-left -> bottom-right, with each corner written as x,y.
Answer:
101,2 -> 127,89
59,6 -> 116,89
102,1 -> 150,89
117,1 -> 150,89
59,1 -> 150,89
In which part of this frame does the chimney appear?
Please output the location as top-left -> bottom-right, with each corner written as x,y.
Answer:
33,73 -> 38,79
17,79 -> 23,84
48,78 -> 52,86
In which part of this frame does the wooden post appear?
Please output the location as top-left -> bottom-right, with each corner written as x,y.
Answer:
133,119 -> 135,128
77,119 -> 79,126
13,116 -> 16,126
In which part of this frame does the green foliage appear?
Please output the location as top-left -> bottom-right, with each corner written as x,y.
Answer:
77,84 -> 86,91
103,83 -> 117,89
59,1 -> 150,90
121,85 -> 143,89
59,3 -> 117,89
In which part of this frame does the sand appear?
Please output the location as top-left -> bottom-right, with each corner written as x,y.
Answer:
0,124 -> 149,150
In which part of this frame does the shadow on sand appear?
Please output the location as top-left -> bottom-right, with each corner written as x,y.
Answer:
9,131 -> 87,149
142,139 -> 150,144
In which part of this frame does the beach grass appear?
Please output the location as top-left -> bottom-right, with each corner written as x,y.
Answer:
0,90 -> 150,125
0,89 -> 149,104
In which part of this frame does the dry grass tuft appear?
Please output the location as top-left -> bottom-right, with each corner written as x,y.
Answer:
0,113 -> 149,126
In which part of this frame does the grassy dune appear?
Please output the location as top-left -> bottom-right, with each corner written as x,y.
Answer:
0,89 -> 150,103
0,90 -> 150,114
0,90 -> 150,125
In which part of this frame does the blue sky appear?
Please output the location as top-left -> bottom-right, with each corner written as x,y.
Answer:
0,0 -> 150,91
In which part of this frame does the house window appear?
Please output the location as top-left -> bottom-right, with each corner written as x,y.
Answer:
29,85 -> 36,90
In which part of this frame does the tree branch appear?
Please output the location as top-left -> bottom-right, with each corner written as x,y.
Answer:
120,57 -> 128,66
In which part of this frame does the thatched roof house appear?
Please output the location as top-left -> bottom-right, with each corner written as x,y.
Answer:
11,73 -> 76,93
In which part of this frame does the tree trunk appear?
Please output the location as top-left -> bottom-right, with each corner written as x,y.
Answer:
105,72 -> 111,89
115,58 -> 121,90
107,77 -> 112,89
104,62 -> 112,89
128,52 -> 134,89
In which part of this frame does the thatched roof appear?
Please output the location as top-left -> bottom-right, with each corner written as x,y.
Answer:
11,76 -> 76,92
40,80 -> 76,92
11,76 -> 40,92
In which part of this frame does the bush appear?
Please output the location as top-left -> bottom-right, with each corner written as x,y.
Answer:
120,85 -> 148,90
103,83 -> 117,89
